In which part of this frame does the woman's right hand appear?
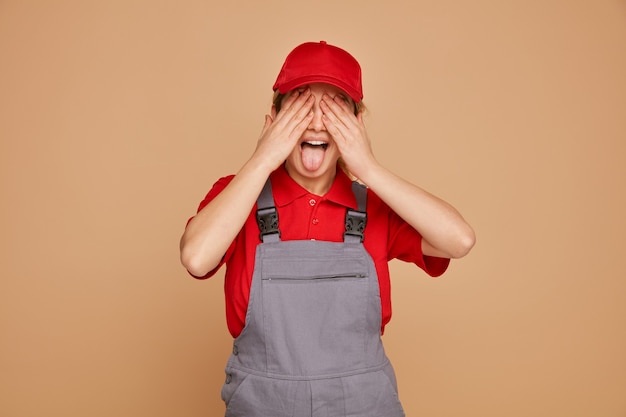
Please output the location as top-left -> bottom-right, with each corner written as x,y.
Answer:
252,88 -> 314,172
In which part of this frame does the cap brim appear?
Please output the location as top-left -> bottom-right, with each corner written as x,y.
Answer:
275,75 -> 363,102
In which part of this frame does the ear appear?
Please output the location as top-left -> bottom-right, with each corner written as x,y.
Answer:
271,104 -> 278,119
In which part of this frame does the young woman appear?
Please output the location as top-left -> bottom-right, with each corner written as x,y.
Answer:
180,40 -> 475,417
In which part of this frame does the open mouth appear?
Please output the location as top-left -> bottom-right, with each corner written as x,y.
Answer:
301,140 -> 328,150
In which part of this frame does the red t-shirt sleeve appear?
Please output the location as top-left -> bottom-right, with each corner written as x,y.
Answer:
385,203 -> 450,277
184,175 -> 237,279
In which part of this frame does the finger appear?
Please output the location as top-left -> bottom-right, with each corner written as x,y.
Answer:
322,113 -> 343,141
260,114 -> 273,135
277,88 -> 311,117
321,95 -> 357,130
324,94 -> 354,115
277,89 -> 302,113
278,93 -> 314,132
322,99 -> 367,148
320,99 -> 350,137
290,111 -> 315,141
335,95 -> 357,115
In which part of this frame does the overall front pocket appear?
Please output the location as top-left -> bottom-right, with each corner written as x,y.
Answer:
261,271 -> 370,376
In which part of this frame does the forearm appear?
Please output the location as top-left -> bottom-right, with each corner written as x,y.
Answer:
180,156 -> 273,277
180,91 -> 316,276
359,163 -> 475,259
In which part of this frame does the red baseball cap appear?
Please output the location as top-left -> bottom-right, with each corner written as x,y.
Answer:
272,41 -> 363,102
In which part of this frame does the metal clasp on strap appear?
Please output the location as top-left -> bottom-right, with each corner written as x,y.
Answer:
344,209 -> 367,243
256,207 -> 280,241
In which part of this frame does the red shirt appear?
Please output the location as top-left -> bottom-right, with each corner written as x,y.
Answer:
188,165 -> 449,337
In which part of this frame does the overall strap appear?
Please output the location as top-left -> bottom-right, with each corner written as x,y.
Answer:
344,181 -> 368,244
255,178 -> 368,244
256,179 -> 280,243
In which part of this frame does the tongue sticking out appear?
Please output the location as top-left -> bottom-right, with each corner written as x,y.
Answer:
301,143 -> 326,171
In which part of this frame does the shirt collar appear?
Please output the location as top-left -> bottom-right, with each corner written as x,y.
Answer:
270,164 -> 358,209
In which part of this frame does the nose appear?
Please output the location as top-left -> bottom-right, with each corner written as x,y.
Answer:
307,100 -> 325,132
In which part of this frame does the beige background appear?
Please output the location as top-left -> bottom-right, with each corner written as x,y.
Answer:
1,1 -> 625,416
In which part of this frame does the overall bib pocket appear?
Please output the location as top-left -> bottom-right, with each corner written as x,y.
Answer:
261,269 -> 370,376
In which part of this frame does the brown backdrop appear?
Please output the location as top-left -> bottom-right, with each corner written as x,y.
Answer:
2,1 -> 625,416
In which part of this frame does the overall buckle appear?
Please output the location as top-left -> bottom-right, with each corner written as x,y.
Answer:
344,209 -> 367,242
256,207 -> 280,241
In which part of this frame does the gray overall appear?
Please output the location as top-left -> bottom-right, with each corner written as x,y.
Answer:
220,179 -> 405,417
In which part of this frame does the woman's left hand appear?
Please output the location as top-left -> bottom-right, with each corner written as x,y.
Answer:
321,94 -> 475,259
320,95 -> 378,179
